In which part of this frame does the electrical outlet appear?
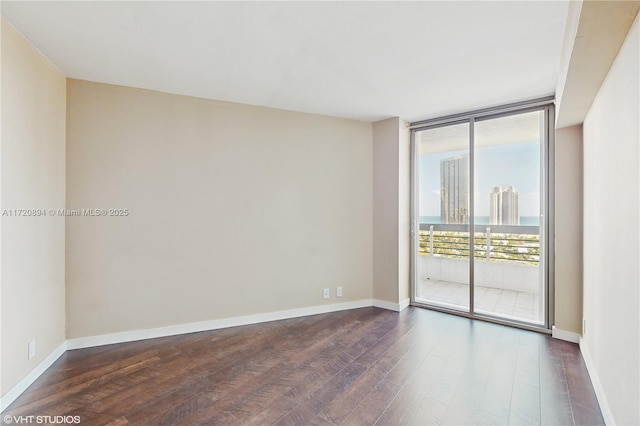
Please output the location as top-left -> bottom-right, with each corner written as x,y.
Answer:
322,288 -> 330,299
28,340 -> 36,360
583,319 -> 587,335
336,287 -> 343,298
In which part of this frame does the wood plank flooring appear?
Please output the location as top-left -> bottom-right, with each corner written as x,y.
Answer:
2,307 -> 604,425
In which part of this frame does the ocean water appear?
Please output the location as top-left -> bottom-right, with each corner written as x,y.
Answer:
419,216 -> 540,226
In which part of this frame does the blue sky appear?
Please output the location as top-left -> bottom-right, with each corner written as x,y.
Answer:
419,140 -> 540,217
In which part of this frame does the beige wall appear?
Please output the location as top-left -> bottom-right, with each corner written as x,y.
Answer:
554,125 -> 583,335
583,13 -> 639,425
66,79 -> 373,338
398,121 -> 410,303
372,117 -> 410,306
372,118 -> 399,304
1,19 -> 66,396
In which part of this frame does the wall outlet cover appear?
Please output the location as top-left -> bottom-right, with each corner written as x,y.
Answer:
322,288 -> 330,299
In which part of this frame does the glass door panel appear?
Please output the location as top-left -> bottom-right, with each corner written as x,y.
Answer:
473,111 -> 544,325
415,123 -> 470,312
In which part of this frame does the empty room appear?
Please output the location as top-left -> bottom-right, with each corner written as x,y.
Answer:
1,1 -> 639,425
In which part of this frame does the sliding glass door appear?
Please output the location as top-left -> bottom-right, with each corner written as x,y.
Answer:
415,122 -> 471,313
412,100 -> 553,330
473,111 -> 544,324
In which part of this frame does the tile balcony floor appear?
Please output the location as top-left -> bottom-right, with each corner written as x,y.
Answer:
417,278 -> 542,323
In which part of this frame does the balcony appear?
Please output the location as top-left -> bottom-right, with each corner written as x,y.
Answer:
416,223 -> 542,323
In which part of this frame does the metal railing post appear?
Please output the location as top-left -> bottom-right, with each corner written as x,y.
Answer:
429,225 -> 434,256
486,227 -> 491,261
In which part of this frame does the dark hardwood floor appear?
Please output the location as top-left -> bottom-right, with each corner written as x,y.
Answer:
2,307 -> 604,425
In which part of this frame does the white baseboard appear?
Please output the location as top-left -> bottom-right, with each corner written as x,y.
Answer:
399,298 -> 411,311
0,341 -> 67,413
551,326 -> 580,343
373,299 -> 410,312
67,299 -> 375,350
580,338 -> 615,425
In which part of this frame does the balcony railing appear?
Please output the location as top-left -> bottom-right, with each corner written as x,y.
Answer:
419,223 -> 540,265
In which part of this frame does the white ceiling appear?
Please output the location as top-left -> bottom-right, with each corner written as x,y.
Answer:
1,1 -> 569,123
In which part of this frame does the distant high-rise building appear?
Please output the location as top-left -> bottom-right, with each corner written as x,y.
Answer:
440,155 -> 468,224
489,186 -> 520,225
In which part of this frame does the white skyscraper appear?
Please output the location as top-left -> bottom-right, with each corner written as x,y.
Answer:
490,186 -> 520,225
